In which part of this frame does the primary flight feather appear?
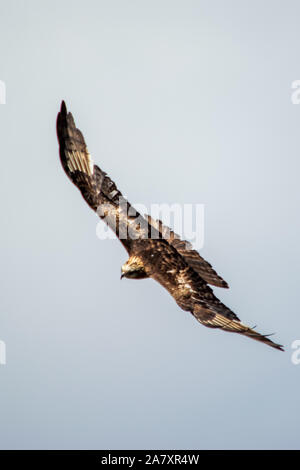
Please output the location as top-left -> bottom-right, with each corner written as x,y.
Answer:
56,101 -> 283,351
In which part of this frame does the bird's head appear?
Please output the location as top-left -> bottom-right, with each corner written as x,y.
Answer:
121,256 -> 148,279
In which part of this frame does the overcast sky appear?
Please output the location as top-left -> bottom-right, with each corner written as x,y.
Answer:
0,0 -> 300,449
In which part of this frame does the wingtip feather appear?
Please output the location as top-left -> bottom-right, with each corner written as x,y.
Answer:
60,100 -> 67,114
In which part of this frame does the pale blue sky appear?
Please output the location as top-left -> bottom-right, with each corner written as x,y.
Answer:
0,0 -> 299,449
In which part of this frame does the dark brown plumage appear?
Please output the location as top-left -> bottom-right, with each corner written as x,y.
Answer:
56,101 -> 284,351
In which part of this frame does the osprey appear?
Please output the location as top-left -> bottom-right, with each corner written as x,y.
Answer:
56,101 -> 283,351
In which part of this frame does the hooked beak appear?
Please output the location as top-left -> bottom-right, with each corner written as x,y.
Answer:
120,272 -> 125,280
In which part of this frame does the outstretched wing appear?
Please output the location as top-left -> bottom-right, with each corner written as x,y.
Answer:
144,244 -> 283,351
146,215 -> 229,288
193,304 -> 284,351
57,101 -> 154,253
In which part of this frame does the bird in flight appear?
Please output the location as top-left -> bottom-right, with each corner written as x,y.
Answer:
56,101 -> 283,351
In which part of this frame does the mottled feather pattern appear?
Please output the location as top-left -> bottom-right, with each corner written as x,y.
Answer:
57,102 -> 284,351
146,216 -> 229,288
